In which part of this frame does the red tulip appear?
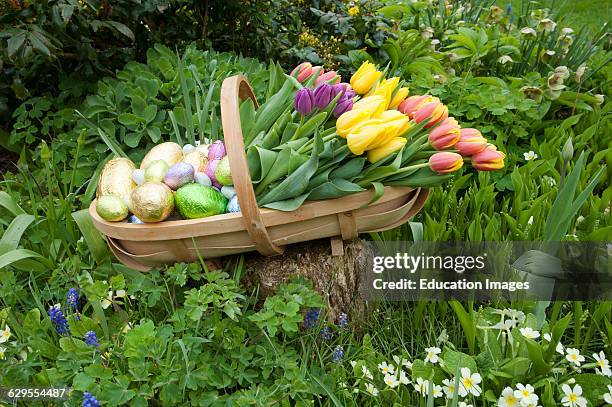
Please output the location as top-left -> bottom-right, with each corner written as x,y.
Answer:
429,152 -> 463,174
428,117 -> 460,150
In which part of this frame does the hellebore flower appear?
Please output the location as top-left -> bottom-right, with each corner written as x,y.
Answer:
336,109 -> 372,137
456,129 -> 487,155
291,62 -> 314,82
333,96 -> 354,118
370,76 -> 400,108
294,88 -> 315,115
350,61 -> 383,94
313,83 -> 335,109
429,152 -> 464,174
472,146 -> 505,171
367,137 -> 407,163
428,117 -> 461,150
389,87 -> 409,109
346,120 -> 387,155
315,70 -> 341,86
352,95 -> 387,118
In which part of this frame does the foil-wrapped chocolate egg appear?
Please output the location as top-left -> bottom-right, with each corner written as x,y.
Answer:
164,162 -> 195,190
132,169 -> 145,186
221,186 -> 236,200
182,144 -> 196,155
175,183 -> 227,219
140,142 -> 183,170
215,156 -> 233,186
96,195 -> 129,222
130,182 -> 175,223
226,195 -> 241,213
195,172 -> 212,186
144,159 -> 169,183
97,157 -> 137,198
182,151 -> 208,173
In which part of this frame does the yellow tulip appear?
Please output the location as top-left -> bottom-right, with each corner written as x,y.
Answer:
370,77 -> 400,108
389,87 -> 409,109
346,121 -> 387,155
350,61 -> 383,95
352,95 -> 386,118
336,109 -> 372,138
367,137 -> 407,163
378,110 -> 411,136
366,121 -> 403,150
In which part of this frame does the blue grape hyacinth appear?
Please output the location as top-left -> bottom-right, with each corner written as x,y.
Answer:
332,345 -> 344,363
320,327 -> 333,341
84,331 -> 99,348
48,305 -> 70,336
304,308 -> 320,329
337,312 -> 348,329
67,288 -> 79,311
82,392 -> 100,407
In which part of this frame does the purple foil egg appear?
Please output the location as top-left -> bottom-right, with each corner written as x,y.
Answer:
205,159 -> 220,183
208,140 -> 226,161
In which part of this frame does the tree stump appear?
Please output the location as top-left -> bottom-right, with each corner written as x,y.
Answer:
242,238 -> 375,321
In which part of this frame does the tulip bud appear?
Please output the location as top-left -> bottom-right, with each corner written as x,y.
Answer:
471,146 -> 505,171
207,140 -> 226,161
315,70 -> 341,86
398,95 -> 431,116
429,152 -> 464,174
334,83 -> 355,100
336,109 -> 371,137
562,137 -> 573,161
313,83 -> 335,109
370,77 -> 400,108
346,120 -> 386,155
352,95 -> 386,118
311,66 -> 324,84
455,128 -> 487,156
367,137 -> 407,163
389,87 -> 409,109
333,95 -> 354,118
378,110 -> 411,137
294,88 -> 315,115
291,62 -> 314,82
428,117 -> 461,150
350,61 -> 383,95
413,100 -> 449,128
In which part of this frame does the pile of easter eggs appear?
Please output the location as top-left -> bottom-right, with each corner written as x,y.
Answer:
95,140 -> 240,223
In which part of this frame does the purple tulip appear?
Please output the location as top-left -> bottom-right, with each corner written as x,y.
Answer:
294,88 -> 314,115
334,83 -> 355,100
205,159 -> 220,183
333,96 -> 354,118
313,83 -> 335,109
208,140 -> 226,161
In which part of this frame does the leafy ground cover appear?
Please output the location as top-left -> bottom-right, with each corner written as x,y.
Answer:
0,0 -> 611,406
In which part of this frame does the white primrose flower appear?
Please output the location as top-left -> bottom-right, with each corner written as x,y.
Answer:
0,325 -> 10,343
543,333 -> 551,341
514,383 -> 536,401
365,383 -> 379,397
414,377 -> 429,396
556,341 -> 565,355
378,361 -> 395,375
561,384 -> 587,407
432,384 -> 444,398
593,351 -> 612,377
520,327 -> 540,339
459,367 -> 482,397
361,365 -> 373,380
350,360 -> 357,368
459,403 -> 473,407
384,373 -> 400,388
0,346 -> 6,360
393,354 -> 411,369
424,346 -> 442,364
442,378 -> 457,399
604,385 -> 612,404
498,386 -> 521,407
398,370 -> 410,385
523,151 -> 539,161
565,348 -> 585,366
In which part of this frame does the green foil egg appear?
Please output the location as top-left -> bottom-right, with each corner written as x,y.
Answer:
144,159 -> 169,183
214,156 -> 233,186
130,182 -> 175,223
175,183 -> 228,219
96,195 -> 129,222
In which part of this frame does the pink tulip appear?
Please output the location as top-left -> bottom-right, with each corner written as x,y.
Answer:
456,128 -> 488,156
429,152 -> 463,174
428,117 -> 460,150
398,95 -> 430,116
413,101 -> 449,128
315,70 -> 341,86
291,62 -> 314,82
472,146 -> 505,171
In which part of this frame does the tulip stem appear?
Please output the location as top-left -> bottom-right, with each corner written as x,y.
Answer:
356,163 -> 429,187
297,133 -> 338,154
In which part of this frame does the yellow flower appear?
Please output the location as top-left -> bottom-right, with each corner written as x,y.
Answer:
348,5 -> 360,16
336,109 -> 372,138
346,120 -> 387,155
352,95 -> 387,118
350,61 -> 383,95
368,137 -> 407,163
370,77 -> 400,108
389,87 -> 409,109
378,110 -> 411,137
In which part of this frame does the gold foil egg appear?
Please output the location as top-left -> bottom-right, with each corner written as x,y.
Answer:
140,142 -> 183,170
130,182 -> 175,223
97,157 -> 137,198
182,150 -> 208,172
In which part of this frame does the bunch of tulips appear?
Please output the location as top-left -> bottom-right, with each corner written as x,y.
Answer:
240,60 -> 505,210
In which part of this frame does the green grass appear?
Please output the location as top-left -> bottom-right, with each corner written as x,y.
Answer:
497,0 -> 611,34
